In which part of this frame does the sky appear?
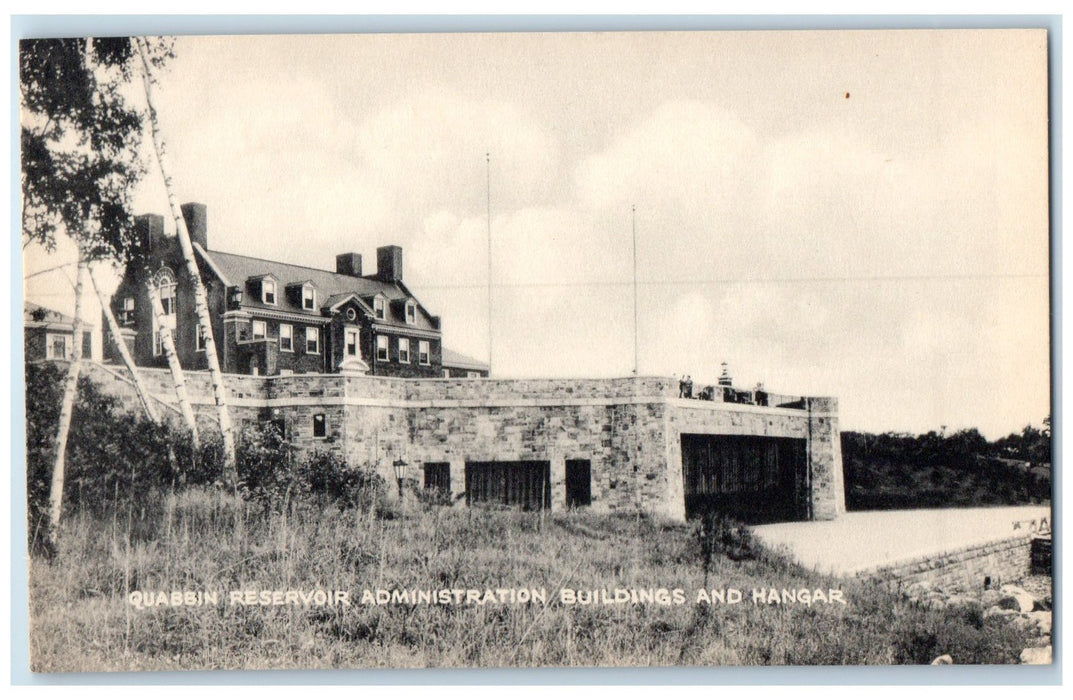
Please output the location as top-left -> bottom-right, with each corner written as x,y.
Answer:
22,29 -> 1051,439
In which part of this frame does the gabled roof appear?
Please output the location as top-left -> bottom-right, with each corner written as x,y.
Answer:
442,347 -> 489,372
197,248 -> 438,331
24,302 -> 95,331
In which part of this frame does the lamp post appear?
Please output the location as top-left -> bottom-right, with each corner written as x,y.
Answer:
392,458 -> 408,500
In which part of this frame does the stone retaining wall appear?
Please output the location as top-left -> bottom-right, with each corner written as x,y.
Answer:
860,535 -> 1034,592
78,362 -> 844,523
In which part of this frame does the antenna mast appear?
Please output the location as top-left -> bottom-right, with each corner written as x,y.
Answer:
632,204 -> 638,376
486,152 -> 493,376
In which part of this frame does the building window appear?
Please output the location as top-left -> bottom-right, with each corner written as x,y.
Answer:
346,329 -> 359,357
424,462 -> 451,493
252,320 -> 267,340
442,369 -> 450,378
373,296 -> 386,320
120,297 -> 135,324
279,324 -> 293,352
45,333 -> 70,360
153,329 -> 163,356
159,284 -> 176,318
418,340 -> 430,365
405,300 -> 417,324
195,324 -> 207,352
305,327 -> 319,354
312,413 -> 327,439
398,337 -> 410,363
376,335 -> 389,361
302,286 -> 316,311
262,280 -> 276,305
467,371 -> 480,378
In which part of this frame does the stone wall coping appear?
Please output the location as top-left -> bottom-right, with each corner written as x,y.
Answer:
100,362 -> 834,398
854,534 -> 1034,578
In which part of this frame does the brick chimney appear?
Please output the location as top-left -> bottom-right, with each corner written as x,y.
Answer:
136,213 -> 166,254
181,202 -> 208,250
376,245 -> 403,283
336,253 -> 363,277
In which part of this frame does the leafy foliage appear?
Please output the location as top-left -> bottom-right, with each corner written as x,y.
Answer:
20,37 -> 173,262
842,424 -> 1052,510
25,362 -> 212,555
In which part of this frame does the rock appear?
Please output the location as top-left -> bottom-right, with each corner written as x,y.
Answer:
985,606 -> 1021,620
945,595 -> 977,608
1026,611 -> 1052,636
931,654 -> 954,665
1020,646 -> 1052,665
999,585 -> 1036,613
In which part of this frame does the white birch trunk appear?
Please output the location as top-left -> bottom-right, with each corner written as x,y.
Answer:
146,279 -> 199,447
135,37 -> 235,481
90,267 -> 160,424
48,244 -> 87,536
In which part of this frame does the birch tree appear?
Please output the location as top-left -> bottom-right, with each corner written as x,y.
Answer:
89,266 -> 160,423
134,36 -> 236,482
47,244 -> 87,535
22,36 -> 172,543
146,278 -> 200,446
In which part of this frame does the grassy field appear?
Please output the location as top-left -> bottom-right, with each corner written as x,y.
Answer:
28,489 -> 1035,672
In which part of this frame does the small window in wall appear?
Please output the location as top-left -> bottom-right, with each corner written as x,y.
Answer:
424,462 -> 451,493
263,280 -> 277,305
346,329 -> 359,356
195,324 -> 207,352
467,371 -> 480,379
405,300 -> 417,325
418,340 -> 430,365
252,320 -> 267,340
302,286 -> 316,310
398,338 -> 410,363
279,324 -> 293,351
443,369 -> 450,378
374,296 -> 386,320
305,327 -> 319,354
312,413 -> 327,438
376,335 -> 389,361
45,333 -> 70,360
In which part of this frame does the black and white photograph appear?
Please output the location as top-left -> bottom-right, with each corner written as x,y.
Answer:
18,27 -> 1053,672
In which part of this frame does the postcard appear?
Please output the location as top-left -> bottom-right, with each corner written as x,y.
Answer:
19,28 -> 1052,672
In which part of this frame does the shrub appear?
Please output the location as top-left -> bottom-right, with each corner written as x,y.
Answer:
297,450 -> 387,510
235,420 -> 297,511
24,363 -> 220,553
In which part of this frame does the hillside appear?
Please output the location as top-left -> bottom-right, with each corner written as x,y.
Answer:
841,428 -> 1052,511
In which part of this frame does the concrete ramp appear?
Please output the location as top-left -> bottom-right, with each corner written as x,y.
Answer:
751,505 -> 1052,577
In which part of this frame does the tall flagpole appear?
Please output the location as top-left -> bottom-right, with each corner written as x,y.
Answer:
632,204 -> 638,376
486,152 -> 493,376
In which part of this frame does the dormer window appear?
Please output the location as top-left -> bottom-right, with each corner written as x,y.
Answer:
262,280 -> 277,305
302,285 -> 316,311
405,300 -> 417,325
373,295 -> 386,320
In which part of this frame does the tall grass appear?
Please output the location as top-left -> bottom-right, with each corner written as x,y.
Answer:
28,492 -> 1033,672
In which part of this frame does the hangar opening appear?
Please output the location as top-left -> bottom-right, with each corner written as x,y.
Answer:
681,434 -> 808,523
465,460 -> 551,511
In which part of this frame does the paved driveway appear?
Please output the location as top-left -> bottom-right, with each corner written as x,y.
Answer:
751,505 -> 1052,576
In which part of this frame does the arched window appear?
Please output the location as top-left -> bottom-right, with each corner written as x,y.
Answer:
151,267 -> 177,356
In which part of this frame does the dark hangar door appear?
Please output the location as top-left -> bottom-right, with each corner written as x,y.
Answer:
680,434 -> 808,523
465,461 -> 551,511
